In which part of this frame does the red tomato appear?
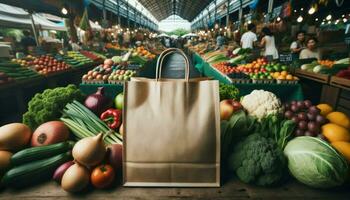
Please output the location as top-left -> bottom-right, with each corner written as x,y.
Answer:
91,164 -> 115,189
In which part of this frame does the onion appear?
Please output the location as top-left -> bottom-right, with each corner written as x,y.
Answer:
72,133 -> 106,167
61,163 -> 90,193
107,144 -> 123,171
84,87 -> 112,115
53,161 -> 74,183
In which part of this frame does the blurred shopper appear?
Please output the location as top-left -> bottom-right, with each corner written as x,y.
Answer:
260,27 -> 279,59
240,23 -> 257,49
290,30 -> 306,58
299,37 -> 320,60
20,30 -> 36,53
216,33 -> 225,50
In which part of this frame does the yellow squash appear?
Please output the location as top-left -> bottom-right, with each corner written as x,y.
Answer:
332,141 -> 350,163
317,104 -> 333,117
326,112 -> 350,129
322,123 -> 350,143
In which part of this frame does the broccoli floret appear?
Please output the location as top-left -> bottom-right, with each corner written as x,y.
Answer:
22,84 -> 84,130
228,133 -> 287,186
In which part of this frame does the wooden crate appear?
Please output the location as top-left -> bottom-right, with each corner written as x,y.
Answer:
330,76 -> 350,91
295,69 -> 330,84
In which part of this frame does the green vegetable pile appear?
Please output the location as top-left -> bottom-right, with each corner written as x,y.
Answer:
221,111 -> 296,186
219,83 -> 240,100
228,133 -> 287,186
23,84 -> 84,130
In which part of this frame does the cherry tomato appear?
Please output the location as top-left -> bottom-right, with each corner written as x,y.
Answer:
91,164 -> 115,189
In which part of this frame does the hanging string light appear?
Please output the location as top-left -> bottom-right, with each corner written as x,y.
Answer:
61,7 -> 68,15
326,14 -> 332,21
277,17 -> 281,22
297,16 -> 303,23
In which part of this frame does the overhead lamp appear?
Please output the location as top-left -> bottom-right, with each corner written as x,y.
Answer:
276,17 -> 281,22
294,10 -> 297,13
343,18 -> 348,23
297,16 -> 303,23
300,8 -> 304,11
131,31 -> 134,34
219,28 -> 222,31
61,7 -> 68,15
224,27 -> 227,30
144,33 -> 147,36
308,7 -> 316,15
335,19 -> 339,24
326,14 -> 332,21
211,28 -> 214,31
342,14 -> 345,17
321,22 -> 325,25
135,29 -> 138,32
328,21 -> 331,24
95,21 -> 99,25
315,18 -> 319,21
248,20 -> 252,24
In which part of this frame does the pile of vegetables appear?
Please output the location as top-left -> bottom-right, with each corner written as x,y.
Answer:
22,84 -> 84,130
219,83 -> 240,101
0,85 -> 124,193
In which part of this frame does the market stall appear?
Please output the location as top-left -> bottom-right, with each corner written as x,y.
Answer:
1,0 -> 350,199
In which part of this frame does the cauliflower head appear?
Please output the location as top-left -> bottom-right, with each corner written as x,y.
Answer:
241,90 -> 282,120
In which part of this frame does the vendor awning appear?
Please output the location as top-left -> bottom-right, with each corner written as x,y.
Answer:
0,3 -> 66,31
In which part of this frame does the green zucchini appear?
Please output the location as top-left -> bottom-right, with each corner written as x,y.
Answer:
11,141 -> 75,166
1,152 -> 71,188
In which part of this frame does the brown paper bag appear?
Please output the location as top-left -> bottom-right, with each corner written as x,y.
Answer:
123,48 -> 220,187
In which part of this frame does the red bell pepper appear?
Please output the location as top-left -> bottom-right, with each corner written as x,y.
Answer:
100,109 -> 122,129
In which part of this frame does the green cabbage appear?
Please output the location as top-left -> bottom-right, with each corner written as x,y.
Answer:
284,136 -> 349,188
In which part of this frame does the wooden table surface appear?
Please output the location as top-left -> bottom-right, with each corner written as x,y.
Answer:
1,178 -> 349,200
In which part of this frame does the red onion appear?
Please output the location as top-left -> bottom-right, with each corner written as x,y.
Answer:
107,144 -> 123,171
84,87 -> 112,115
53,161 -> 74,183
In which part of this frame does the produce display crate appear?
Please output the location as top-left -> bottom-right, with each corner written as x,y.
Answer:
276,80 -> 299,85
294,68 -> 330,84
230,78 -> 251,84
330,76 -> 350,91
252,79 -> 275,84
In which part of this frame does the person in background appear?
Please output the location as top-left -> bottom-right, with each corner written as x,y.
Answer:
259,27 -> 279,59
164,37 -> 171,48
216,33 -> 225,50
240,23 -> 257,49
299,37 -> 320,60
20,30 -> 36,53
290,30 -> 306,58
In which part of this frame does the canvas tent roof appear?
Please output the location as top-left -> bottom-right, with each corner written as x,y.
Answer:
0,3 -> 66,31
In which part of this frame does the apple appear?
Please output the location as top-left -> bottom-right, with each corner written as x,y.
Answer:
220,99 -> 242,120
115,93 -> 124,110
220,100 -> 234,120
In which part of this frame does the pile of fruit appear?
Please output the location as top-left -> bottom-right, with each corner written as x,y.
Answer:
212,58 -> 298,83
11,55 -> 36,67
30,55 -> 70,75
283,100 -> 327,137
82,59 -> 137,84
133,46 -> 156,60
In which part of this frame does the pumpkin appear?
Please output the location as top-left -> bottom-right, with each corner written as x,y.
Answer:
322,123 -> 350,143
317,104 -> 333,117
332,141 -> 350,163
326,112 -> 350,129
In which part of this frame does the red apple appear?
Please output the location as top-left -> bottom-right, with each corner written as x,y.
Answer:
220,100 -> 235,120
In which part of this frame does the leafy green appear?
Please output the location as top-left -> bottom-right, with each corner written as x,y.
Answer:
219,83 -> 240,100
228,133 -> 287,186
284,136 -> 349,188
256,115 -> 296,150
22,85 -> 84,130
221,110 -> 258,160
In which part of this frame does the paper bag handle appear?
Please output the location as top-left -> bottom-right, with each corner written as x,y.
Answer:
155,48 -> 190,82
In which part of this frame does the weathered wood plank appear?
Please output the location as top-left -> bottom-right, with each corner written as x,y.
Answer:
1,178 -> 349,200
